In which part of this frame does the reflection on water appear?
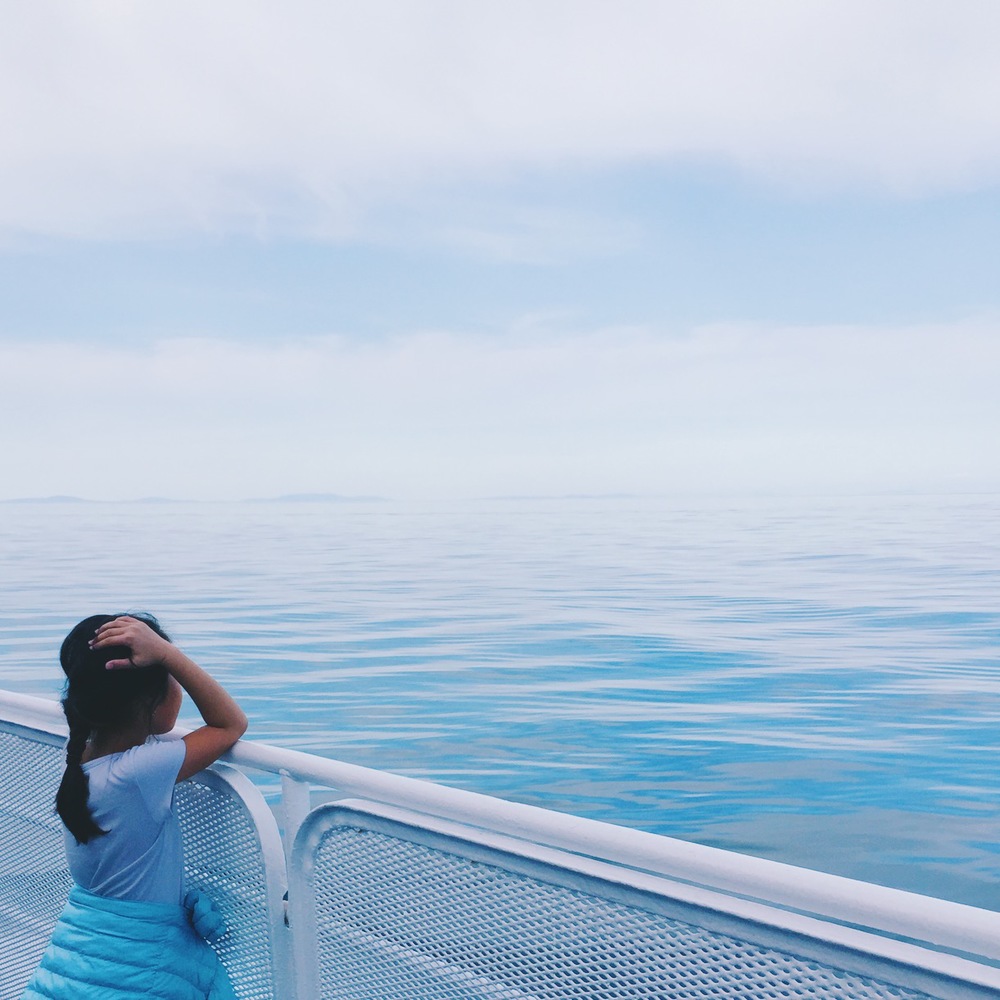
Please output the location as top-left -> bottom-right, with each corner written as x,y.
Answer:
1,494 -> 998,909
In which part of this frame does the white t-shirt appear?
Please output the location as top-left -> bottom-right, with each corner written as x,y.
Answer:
66,736 -> 187,904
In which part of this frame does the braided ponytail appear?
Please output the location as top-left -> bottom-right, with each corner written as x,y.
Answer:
56,700 -> 105,843
55,613 -> 171,844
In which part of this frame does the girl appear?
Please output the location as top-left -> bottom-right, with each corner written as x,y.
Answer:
22,613 -> 248,1000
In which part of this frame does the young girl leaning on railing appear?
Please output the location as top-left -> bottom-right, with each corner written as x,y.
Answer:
22,613 -> 247,1000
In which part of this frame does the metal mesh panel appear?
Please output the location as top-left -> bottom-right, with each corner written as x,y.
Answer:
0,726 -> 282,1000
0,731 -> 70,1000
302,823 -> 937,1000
176,770 -> 281,1000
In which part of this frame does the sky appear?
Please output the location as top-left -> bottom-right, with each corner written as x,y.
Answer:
1,0 -> 998,501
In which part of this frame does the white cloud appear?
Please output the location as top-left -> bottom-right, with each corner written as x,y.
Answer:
1,319 -> 996,499
3,1 -> 1000,239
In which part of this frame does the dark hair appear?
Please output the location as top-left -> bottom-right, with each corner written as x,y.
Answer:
56,613 -> 171,843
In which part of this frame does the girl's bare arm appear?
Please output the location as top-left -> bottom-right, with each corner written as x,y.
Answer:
92,616 -> 248,781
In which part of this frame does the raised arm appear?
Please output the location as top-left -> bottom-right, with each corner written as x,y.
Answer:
91,616 -> 248,781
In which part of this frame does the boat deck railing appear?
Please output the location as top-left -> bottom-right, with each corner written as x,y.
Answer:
2,689 -> 999,999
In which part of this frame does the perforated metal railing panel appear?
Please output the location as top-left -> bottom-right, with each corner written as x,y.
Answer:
176,765 -> 285,1000
0,724 -> 285,1000
291,808 -> 949,1000
6,695 -> 1000,1000
0,730 -> 70,1000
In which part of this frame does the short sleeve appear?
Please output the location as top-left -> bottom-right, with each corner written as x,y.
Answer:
127,737 -> 187,824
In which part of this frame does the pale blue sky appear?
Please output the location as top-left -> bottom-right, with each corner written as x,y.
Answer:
2,2 -> 999,499
6,167 -> 1000,341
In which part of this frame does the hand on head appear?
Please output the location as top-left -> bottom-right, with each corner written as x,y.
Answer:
89,615 -> 172,670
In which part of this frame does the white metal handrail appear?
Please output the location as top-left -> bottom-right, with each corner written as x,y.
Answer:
289,799 -> 1000,1000
232,738 -> 1000,962
3,688 -> 999,999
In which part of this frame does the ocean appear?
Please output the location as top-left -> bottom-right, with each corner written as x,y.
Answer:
1,493 -> 997,911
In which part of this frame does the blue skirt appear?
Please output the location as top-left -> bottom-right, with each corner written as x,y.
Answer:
21,885 -> 236,1000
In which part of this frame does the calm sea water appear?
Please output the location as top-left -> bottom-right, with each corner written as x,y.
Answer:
1,495 -> 998,910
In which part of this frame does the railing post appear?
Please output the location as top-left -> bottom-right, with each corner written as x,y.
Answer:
280,769 -> 312,859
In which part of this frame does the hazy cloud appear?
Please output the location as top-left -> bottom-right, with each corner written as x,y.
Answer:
2,319 -> 995,499
4,1 -> 1000,239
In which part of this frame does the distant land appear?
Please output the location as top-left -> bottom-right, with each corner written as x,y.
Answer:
243,493 -> 388,503
3,492 -> 638,505
483,493 -> 643,501
1,493 -> 389,504
0,495 -> 95,504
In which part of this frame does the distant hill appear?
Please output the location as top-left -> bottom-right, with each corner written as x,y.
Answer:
483,493 -> 642,501
0,495 -> 93,504
2,493 -> 388,504
1,495 -> 192,504
244,493 -> 389,503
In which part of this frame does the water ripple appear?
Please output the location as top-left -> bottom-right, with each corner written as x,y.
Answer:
1,494 -> 998,908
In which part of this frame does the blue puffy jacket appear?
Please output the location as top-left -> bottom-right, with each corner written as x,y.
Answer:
21,885 -> 235,999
